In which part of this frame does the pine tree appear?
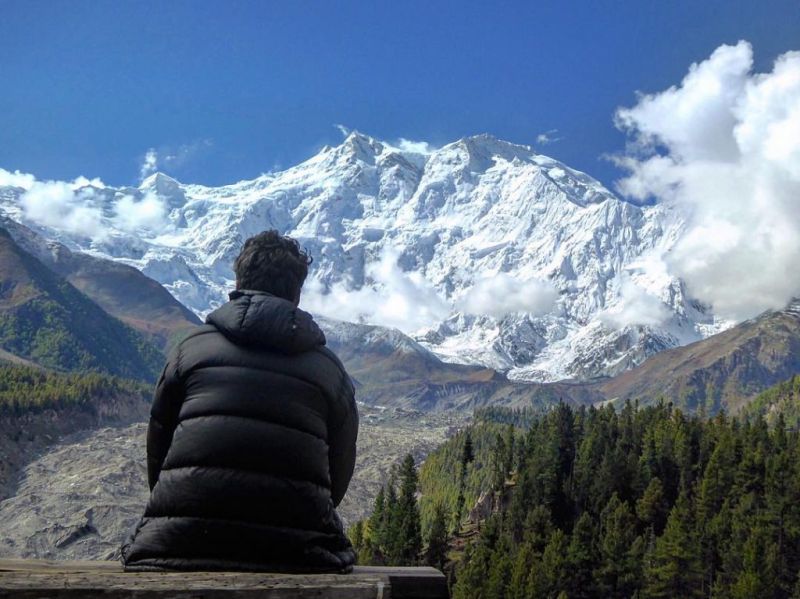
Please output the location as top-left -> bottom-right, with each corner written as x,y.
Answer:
486,535 -> 514,599
508,540 -> 535,599
644,490 -> 704,598
728,525 -> 780,599
595,493 -> 640,598
384,474 -> 401,563
463,431 -> 475,466
492,431 -> 507,492
425,502 -> 449,570
540,529 -> 569,596
566,512 -> 598,599
395,454 -> 422,565
636,476 -> 669,534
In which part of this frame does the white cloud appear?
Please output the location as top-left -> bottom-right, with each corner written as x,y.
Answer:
162,139 -> 214,170
394,138 -> 437,155
536,129 -> 563,146
0,168 -> 36,190
113,191 -> 168,232
614,41 -> 800,321
598,276 -> 670,328
334,124 -> 351,138
458,273 -> 558,319
301,247 -> 450,333
5,168 -> 169,238
20,181 -> 106,239
139,148 -> 158,181
71,175 -> 105,189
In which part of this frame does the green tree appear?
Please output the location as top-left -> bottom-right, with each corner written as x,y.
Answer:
595,493 -> 640,598
425,502 -> 449,571
395,454 -> 423,565
637,476 -> 669,534
565,512 -> 598,599
644,490 -> 704,598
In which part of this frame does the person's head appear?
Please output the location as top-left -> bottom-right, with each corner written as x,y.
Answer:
233,230 -> 312,305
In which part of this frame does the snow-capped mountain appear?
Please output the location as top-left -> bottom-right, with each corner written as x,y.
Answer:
0,132 -> 729,381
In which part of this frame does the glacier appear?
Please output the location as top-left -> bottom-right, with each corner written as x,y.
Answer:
0,131 -> 731,382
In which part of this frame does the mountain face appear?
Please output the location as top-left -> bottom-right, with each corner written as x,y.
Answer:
591,300 -> 800,414
742,373 -> 800,428
0,228 -> 163,380
0,132 -> 727,382
1,218 -> 201,351
319,317 -> 593,412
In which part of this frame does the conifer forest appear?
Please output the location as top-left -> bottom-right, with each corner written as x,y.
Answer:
350,401 -> 800,598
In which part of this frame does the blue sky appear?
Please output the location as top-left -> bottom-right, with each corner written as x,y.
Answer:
0,0 -> 798,189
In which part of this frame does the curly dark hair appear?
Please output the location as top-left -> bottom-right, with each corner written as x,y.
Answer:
233,230 -> 313,303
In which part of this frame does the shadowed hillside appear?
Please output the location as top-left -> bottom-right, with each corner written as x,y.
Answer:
0,228 -> 162,380
2,218 -> 200,351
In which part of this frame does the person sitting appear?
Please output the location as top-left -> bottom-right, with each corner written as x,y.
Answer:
121,230 -> 358,573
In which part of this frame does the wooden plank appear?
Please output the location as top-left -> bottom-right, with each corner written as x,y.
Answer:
0,559 -> 448,599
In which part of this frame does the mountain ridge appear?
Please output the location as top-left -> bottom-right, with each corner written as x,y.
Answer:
1,217 -> 201,351
0,227 -> 163,380
0,132 -> 727,382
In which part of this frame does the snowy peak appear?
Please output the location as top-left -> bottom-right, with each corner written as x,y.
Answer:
0,131 -> 723,383
339,131 -> 386,164
453,134 -> 536,168
139,172 -> 186,210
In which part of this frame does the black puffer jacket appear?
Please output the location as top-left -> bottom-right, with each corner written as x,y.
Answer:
121,289 -> 358,572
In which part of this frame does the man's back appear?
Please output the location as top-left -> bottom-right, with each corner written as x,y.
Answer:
121,289 -> 358,573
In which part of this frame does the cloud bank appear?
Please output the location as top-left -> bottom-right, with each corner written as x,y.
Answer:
615,41 -> 800,320
458,273 -> 558,320
598,275 -> 670,329
302,248 -> 450,333
114,192 -> 168,231
21,181 -> 106,239
0,168 -> 170,239
393,138 -> 437,155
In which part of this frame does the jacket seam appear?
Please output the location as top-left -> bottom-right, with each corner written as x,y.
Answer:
330,370 -> 352,432
155,466 -> 331,494
159,463 -> 331,490
237,295 -> 251,332
176,412 -> 328,443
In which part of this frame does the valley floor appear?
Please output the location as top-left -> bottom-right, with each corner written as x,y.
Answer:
0,407 -> 462,560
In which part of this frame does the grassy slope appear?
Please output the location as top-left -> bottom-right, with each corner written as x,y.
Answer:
741,373 -> 800,428
0,228 -> 163,381
3,218 -> 201,351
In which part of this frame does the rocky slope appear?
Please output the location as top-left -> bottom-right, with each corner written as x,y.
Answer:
0,406 -> 460,560
0,383 -> 150,505
0,132 -> 727,383
590,299 -> 800,413
320,316 -> 594,412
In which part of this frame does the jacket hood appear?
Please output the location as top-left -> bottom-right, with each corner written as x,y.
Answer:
205,289 -> 326,354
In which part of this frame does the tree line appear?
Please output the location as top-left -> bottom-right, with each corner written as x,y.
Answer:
351,398 -> 800,598
0,363 -> 150,414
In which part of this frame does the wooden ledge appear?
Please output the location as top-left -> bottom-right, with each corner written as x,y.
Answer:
0,559 -> 448,598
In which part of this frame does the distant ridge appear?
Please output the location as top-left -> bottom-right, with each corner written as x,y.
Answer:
591,300 -> 800,414
2,218 -> 200,351
0,227 -> 163,381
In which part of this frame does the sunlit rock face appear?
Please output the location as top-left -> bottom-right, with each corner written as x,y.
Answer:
0,132 -> 728,382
